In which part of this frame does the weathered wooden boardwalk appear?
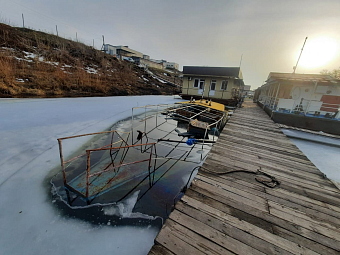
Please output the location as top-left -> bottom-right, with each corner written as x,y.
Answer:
148,101 -> 340,255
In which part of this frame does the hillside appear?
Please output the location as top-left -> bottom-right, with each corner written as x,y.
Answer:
0,23 -> 180,98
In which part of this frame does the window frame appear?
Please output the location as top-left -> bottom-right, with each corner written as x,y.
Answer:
199,79 -> 205,90
221,80 -> 228,90
210,79 -> 217,91
193,79 -> 199,88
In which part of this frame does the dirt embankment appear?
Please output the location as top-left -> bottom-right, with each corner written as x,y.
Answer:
0,23 -> 180,98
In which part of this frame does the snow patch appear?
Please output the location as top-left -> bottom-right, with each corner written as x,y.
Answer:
46,61 -> 59,66
14,56 -> 33,62
103,190 -> 139,218
283,129 -> 340,183
154,76 -> 167,84
15,78 -> 25,83
85,67 -> 98,74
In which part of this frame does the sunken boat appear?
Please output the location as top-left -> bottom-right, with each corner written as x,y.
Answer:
52,99 -> 230,217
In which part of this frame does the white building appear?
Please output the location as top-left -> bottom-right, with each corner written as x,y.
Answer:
257,72 -> 340,118
165,62 -> 179,70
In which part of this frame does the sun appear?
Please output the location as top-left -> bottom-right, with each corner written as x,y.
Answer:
297,37 -> 339,69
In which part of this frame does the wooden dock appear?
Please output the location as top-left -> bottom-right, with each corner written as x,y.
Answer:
148,101 -> 340,255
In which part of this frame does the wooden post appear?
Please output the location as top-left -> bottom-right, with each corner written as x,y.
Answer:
273,83 -> 280,110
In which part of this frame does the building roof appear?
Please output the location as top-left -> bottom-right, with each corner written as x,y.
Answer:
267,72 -> 338,83
241,85 -> 251,91
111,45 -> 144,57
183,66 -> 242,78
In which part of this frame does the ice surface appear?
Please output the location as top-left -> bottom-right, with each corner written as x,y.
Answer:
0,95 -> 183,255
102,190 -> 159,220
282,129 -> 340,183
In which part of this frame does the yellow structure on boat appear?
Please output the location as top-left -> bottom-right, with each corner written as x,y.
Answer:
177,99 -> 226,112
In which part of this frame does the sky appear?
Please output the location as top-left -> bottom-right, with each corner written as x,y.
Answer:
1,0 -> 340,89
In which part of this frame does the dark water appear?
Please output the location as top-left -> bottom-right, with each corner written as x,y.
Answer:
48,108 -> 217,227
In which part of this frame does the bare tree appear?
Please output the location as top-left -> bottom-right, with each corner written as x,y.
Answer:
321,68 -> 340,79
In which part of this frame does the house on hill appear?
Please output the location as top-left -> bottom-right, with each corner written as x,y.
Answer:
180,66 -> 244,106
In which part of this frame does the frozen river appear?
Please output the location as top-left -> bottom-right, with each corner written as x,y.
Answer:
0,96 -> 184,255
282,129 -> 340,184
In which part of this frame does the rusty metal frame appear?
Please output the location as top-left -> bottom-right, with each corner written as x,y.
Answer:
58,130 -> 158,199
83,142 -> 157,198
57,130 -> 129,185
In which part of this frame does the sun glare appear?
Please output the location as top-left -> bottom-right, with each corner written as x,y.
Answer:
297,37 -> 339,69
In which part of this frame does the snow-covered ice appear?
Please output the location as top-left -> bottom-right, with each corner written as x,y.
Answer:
282,129 -> 340,183
0,95 -> 183,255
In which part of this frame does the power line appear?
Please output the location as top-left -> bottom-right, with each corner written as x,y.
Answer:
7,0 -> 103,42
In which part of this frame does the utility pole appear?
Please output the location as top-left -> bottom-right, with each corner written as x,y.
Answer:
22,13 -> 25,28
93,39 -> 95,48
56,25 -> 59,36
76,32 -> 78,42
101,35 -> 105,51
239,54 -> 243,68
293,37 -> 308,74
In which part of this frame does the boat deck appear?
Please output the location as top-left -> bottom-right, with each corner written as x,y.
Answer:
148,101 -> 340,255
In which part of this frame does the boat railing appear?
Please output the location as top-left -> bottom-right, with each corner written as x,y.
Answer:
57,130 -> 158,199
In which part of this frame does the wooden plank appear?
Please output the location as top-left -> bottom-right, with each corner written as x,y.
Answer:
271,226 -> 339,255
196,174 -> 268,205
209,151 -> 324,178
214,141 -> 315,166
203,156 -> 331,188
224,129 -> 293,145
268,201 -> 340,242
228,119 -> 281,131
198,172 -> 340,224
188,183 -> 340,251
175,202 -> 293,255
210,145 -> 320,174
226,122 -> 283,136
178,196 -> 320,255
192,178 -> 268,212
183,188 -> 338,255
219,134 -> 307,157
165,219 -> 234,255
148,244 -> 175,255
155,225 -> 206,255
169,210 -> 266,255
267,188 -> 340,213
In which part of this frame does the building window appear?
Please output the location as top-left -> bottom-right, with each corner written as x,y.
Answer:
194,79 -> 205,89
221,80 -> 228,90
199,79 -> 205,89
194,79 -> 199,88
210,80 -> 216,90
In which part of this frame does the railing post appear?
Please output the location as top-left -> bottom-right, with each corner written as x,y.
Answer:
58,139 -> 67,185
86,150 -> 91,198
148,144 -> 153,187
131,108 -> 134,143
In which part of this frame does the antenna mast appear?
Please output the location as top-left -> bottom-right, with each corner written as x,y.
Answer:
293,37 -> 308,74
239,54 -> 243,68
